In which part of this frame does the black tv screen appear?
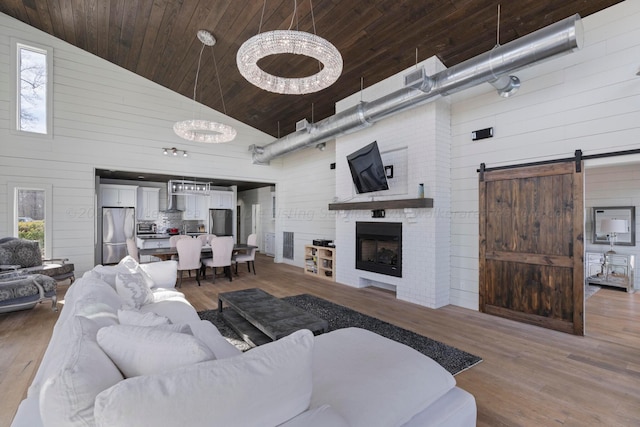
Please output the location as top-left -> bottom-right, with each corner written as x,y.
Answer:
346,141 -> 389,194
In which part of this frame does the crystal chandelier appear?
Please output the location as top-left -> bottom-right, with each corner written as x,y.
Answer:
236,0 -> 342,95
174,30 -> 236,143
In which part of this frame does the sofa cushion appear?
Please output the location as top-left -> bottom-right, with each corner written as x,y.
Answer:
96,324 -> 214,378
94,329 -> 314,427
0,239 -> 41,267
39,317 -> 124,427
139,298 -> 201,324
277,405 -> 349,427
187,319 -> 242,360
139,260 -> 178,289
115,273 -> 154,309
117,308 -> 172,326
310,327 -> 456,427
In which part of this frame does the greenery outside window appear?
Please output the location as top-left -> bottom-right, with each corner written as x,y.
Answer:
9,183 -> 52,258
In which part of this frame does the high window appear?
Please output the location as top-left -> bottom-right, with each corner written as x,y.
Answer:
12,40 -> 52,135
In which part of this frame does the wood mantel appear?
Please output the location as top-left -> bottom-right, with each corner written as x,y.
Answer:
328,198 -> 433,211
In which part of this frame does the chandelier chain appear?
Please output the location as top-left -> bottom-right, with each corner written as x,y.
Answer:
193,43 -> 205,103
211,48 -> 227,115
258,0 -> 267,34
288,0 -> 296,31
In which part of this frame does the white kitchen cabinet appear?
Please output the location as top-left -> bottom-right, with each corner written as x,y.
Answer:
209,190 -> 234,209
137,187 -> 160,220
136,237 -> 171,249
183,195 -> 207,220
265,232 -> 275,257
101,184 -> 137,207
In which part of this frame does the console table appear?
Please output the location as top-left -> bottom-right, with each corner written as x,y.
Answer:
585,252 -> 635,293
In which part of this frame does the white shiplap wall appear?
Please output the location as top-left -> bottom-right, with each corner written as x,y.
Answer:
449,0 -> 640,309
277,139 -> 337,266
0,13 -> 278,274
331,56 -> 452,308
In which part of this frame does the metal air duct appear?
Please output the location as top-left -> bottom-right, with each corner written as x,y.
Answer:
251,14 -> 583,164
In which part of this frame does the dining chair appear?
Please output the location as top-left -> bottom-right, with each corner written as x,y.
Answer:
197,234 -> 215,246
169,235 -> 191,262
176,238 -> 203,287
233,234 -> 257,275
202,236 -> 234,282
126,238 -> 160,264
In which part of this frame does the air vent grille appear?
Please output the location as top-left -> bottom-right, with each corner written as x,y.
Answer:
283,232 -> 294,260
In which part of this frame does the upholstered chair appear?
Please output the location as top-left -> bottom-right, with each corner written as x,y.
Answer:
176,238 -> 203,287
233,234 -> 257,275
197,234 -> 215,246
202,236 -> 234,282
126,238 -> 160,264
169,235 -> 191,262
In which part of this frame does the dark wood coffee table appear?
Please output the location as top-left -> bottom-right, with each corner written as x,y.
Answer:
218,288 -> 328,347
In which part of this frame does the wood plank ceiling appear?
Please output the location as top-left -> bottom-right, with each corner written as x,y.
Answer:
1,0 -> 623,139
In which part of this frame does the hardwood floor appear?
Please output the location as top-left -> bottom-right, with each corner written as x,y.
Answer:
1,254 -> 638,427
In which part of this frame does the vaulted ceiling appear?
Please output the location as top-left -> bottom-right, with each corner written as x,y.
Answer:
1,0 -> 623,138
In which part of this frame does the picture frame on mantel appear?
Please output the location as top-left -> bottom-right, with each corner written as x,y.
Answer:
592,206 -> 636,246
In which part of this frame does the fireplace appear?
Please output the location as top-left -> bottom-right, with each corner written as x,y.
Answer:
356,222 -> 402,277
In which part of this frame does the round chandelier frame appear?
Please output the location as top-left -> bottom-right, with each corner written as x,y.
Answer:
174,30 -> 236,144
173,120 -> 237,143
237,29 -> 343,95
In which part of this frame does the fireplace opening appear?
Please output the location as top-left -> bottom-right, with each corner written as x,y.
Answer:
356,222 -> 402,277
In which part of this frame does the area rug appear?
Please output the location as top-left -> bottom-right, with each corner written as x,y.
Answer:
585,284 -> 601,299
198,294 -> 482,376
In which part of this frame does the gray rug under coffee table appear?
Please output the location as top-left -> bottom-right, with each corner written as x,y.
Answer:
201,293 -> 482,375
217,288 -> 329,347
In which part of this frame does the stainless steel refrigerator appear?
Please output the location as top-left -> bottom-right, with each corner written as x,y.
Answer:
102,207 -> 135,264
209,209 -> 233,236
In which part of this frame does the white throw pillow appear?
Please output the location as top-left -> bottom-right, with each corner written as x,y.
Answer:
90,264 -> 130,289
139,260 -> 178,289
115,273 -> 154,309
39,317 -> 124,427
117,309 -> 171,327
118,255 -> 156,288
94,329 -> 314,427
96,324 -> 214,378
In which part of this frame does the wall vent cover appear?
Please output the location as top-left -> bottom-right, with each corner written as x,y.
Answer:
283,232 -> 294,260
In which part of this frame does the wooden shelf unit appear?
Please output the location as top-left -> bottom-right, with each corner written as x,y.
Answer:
304,245 -> 335,281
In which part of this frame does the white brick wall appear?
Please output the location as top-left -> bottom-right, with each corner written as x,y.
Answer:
334,57 -> 452,309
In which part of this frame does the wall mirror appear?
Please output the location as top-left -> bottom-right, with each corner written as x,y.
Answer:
592,206 -> 636,246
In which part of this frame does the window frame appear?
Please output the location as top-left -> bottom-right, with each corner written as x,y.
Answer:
10,38 -> 53,138
8,182 -> 53,257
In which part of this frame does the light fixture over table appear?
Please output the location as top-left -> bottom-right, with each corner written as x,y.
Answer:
236,0 -> 343,95
173,30 -> 236,143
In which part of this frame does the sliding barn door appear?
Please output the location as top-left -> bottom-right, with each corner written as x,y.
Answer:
479,162 -> 584,335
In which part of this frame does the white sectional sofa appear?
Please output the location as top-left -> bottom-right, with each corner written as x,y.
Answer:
11,257 -> 476,427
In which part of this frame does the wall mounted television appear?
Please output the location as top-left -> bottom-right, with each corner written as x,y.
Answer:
346,141 -> 389,194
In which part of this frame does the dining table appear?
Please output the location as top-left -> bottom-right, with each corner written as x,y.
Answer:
139,243 -> 257,261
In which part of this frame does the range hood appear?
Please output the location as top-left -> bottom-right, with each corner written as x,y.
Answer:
164,181 -> 182,212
